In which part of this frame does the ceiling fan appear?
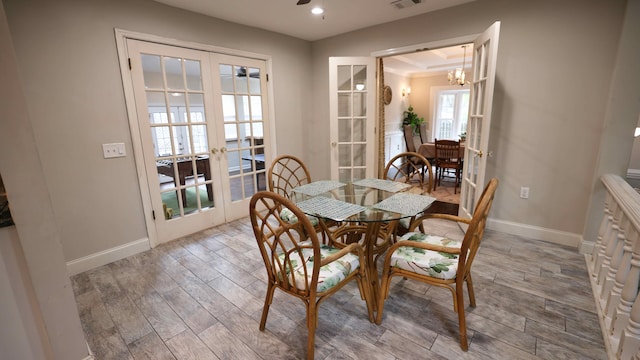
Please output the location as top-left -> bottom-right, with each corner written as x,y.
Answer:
296,0 -> 311,4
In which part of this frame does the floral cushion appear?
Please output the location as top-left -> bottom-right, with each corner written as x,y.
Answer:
391,232 -> 463,280
277,242 -> 360,293
280,208 -> 320,226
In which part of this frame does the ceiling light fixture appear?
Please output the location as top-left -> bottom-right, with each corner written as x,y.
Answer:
311,6 -> 324,15
448,45 -> 470,86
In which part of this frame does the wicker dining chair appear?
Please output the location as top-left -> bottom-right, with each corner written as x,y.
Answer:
434,139 -> 462,193
375,178 -> 499,351
267,154 -> 312,199
250,191 -> 374,360
267,154 -> 338,242
383,151 -> 434,239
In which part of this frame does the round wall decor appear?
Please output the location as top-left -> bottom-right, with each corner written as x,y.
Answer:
383,85 -> 392,105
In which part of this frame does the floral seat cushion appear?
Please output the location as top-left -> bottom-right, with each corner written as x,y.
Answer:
280,208 -> 320,227
277,242 -> 360,293
391,232 -> 463,280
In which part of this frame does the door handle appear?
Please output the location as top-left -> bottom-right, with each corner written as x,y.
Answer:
220,147 -> 227,153
331,142 -> 337,147
211,148 -> 218,154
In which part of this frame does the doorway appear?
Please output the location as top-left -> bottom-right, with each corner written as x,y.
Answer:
374,21 -> 501,220
379,43 -> 473,206
118,32 -> 272,246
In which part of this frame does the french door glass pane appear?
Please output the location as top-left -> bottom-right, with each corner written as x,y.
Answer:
140,53 -> 213,218
164,57 -> 185,90
234,66 -> 249,93
353,119 -> 365,142
141,54 -> 162,88
169,93 -> 187,123
338,94 -> 351,117
185,60 -> 202,90
220,62 -> 266,202
339,119 -> 350,142
353,65 -> 366,89
337,65 -> 351,91
353,93 -> 366,116
248,68 -> 261,94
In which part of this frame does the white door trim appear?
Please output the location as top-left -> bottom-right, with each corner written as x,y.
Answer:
114,29 -> 276,247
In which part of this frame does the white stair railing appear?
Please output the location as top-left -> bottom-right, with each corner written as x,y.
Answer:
587,174 -> 640,359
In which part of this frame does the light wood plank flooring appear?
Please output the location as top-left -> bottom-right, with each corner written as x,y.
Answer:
71,217 -> 606,359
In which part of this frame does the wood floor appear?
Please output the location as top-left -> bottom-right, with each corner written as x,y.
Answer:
71,217 -> 607,359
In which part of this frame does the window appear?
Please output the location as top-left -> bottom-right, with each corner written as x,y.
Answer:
434,89 -> 469,141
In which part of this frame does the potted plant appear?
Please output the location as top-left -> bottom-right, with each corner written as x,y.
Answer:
402,105 -> 424,135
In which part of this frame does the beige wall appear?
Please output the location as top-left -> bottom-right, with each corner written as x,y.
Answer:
3,0 -> 311,262
407,73 -> 472,142
2,0 -> 637,355
381,71 -> 411,134
310,0 -> 628,238
0,1 -> 87,357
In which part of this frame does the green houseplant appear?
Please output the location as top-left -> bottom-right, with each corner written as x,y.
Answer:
402,105 -> 424,135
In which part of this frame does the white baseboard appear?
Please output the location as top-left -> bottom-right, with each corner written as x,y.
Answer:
579,240 -> 595,255
82,342 -> 95,360
66,238 -> 150,276
627,168 -> 640,179
487,218 -> 581,248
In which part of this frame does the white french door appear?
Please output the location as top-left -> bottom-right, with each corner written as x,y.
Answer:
459,21 -> 501,219
125,39 -> 269,245
329,57 -> 377,181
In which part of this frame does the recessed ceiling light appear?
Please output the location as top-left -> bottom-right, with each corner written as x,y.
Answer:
311,7 -> 324,15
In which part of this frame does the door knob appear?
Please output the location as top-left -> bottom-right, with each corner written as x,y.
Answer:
331,142 -> 337,147
211,148 -> 218,154
220,147 -> 227,153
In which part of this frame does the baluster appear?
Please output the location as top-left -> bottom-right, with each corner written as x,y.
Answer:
610,229 -> 639,334
598,203 -> 622,289
602,215 -> 629,308
618,293 -> 640,359
593,192 -> 614,271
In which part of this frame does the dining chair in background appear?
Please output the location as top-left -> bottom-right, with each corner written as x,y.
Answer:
434,139 -> 462,193
267,154 -> 338,243
403,124 -> 419,153
383,151 -> 434,239
419,122 -> 429,144
249,191 -> 375,360
267,154 -> 312,199
375,178 -> 499,351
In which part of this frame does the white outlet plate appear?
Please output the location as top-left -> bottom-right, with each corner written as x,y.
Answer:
520,187 -> 530,199
102,143 -> 126,159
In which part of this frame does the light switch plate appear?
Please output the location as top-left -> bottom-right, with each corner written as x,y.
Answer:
102,143 -> 126,158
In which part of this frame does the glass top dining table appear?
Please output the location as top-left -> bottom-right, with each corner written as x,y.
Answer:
290,178 -> 436,310
289,178 -> 436,223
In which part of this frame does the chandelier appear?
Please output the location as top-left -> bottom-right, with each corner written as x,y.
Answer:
448,45 -> 469,86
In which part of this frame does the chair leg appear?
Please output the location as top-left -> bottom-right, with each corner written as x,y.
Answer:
259,283 -> 276,330
375,272 -> 391,325
307,302 -> 318,360
466,274 -> 476,307
456,282 -> 469,351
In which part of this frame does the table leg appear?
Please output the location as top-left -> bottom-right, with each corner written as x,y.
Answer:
362,216 -> 397,315
364,220 -> 383,309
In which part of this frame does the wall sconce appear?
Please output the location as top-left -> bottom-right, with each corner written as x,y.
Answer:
402,87 -> 411,96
